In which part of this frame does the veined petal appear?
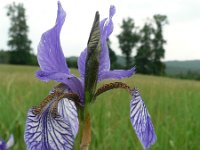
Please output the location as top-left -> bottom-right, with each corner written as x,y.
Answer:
58,98 -> 79,138
130,88 -> 156,149
37,1 -> 70,79
25,99 -> 76,150
98,66 -> 136,81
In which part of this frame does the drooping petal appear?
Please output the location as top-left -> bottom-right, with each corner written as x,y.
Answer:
37,1 -> 70,79
6,134 -> 14,149
36,70 -> 84,103
25,100 -> 75,150
78,6 -> 115,79
98,66 -> 136,81
58,99 -> 79,138
130,88 -> 156,149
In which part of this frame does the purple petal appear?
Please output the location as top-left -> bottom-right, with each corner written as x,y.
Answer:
78,6 -> 116,79
98,66 -> 136,81
25,100 -> 75,150
78,48 -> 87,79
58,99 -> 79,138
37,1 -> 70,78
130,88 -> 156,149
0,138 -> 6,150
36,70 -> 84,103
98,5 -> 116,75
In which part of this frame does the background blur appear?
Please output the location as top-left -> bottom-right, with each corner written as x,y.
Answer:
0,0 -> 200,149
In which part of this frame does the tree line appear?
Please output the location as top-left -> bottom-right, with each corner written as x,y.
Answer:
116,15 -> 168,75
1,2 -> 167,76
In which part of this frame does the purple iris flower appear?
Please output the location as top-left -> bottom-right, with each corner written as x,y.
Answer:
24,1 -> 156,150
0,135 -> 14,150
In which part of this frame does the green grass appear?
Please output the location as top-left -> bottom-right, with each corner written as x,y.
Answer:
0,64 -> 200,150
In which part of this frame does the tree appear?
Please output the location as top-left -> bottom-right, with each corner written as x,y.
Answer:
135,23 -> 154,74
107,39 -> 117,69
7,2 -> 32,64
117,18 -> 139,68
135,15 -> 168,75
152,14 -> 168,75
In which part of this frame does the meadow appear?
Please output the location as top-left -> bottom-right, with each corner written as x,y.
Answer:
0,64 -> 200,150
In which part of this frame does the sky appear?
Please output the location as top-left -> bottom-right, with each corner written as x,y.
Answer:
0,0 -> 200,61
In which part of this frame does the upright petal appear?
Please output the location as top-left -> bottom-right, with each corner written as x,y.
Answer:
130,88 -> 156,149
98,5 -> 116,75
78,48 -> 87,79
37,1 -> 70,79
98,66 -> 136,81
25,99 -> 76,150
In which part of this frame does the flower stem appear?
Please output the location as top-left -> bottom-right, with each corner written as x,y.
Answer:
74,107 -> 91,150
80,113 -> 91,150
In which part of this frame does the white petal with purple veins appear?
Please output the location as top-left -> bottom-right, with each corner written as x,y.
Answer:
58,98 -> 79,138
130,89 -> 156,149
25,101 -> 75,150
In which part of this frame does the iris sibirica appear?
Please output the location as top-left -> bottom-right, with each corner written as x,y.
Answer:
24,1 -> 156,150
0,135 -> 14,150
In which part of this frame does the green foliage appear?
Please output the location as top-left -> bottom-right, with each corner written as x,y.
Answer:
152,15 -> 168,75
135,15 -> 168,75
135,23 -> 154,74
0,50 -> 10,64
1,65 -> 200,150
66,57 -> 78,68
0,50 -> 37,66
117,18 -> 139,69
7,2 -> 32,65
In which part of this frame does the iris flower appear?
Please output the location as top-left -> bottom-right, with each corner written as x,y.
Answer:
24,1 -> 156,150
0,135 -> 14,150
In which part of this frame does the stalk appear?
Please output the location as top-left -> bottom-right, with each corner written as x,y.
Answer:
74,106 -> 91,150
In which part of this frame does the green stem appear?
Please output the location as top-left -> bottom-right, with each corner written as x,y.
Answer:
74,106 -> 91,150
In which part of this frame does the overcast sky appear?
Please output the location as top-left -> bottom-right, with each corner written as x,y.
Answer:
0,0 -> 200,61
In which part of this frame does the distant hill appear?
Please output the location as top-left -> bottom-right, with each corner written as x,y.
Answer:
165,60 -> 200,75
67,56 -> 200,75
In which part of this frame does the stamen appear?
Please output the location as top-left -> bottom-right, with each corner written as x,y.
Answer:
94,82 -> 132,99
51,92 -> 82,118
32,91 -> 61,115
32,82 -> 81,117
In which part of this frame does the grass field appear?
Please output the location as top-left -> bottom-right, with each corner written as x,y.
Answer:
0,64 -> 200,150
